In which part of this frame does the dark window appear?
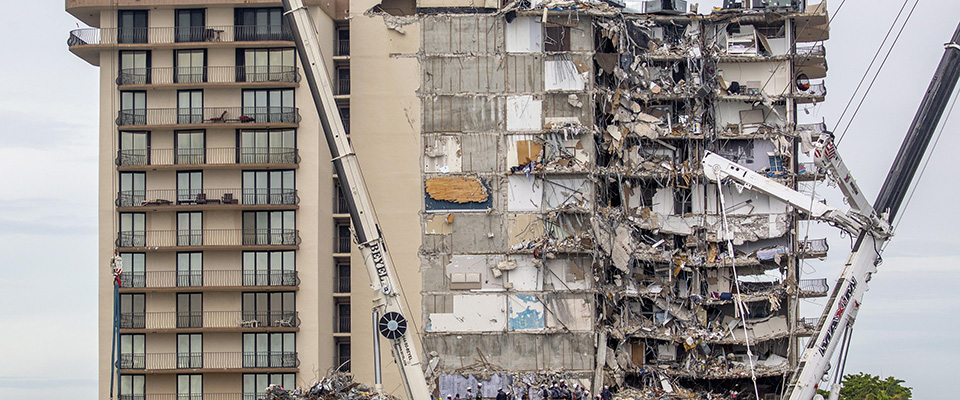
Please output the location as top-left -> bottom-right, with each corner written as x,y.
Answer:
177,90 -> 203,124
118,10 -> 147,44
119,213 -> 146,247
336,224 -> 351,253
119,172 -> 146,207
242,292 -> 296,328
177,212 -> 202,246
235,8 -> 290,41
119,253 -> 145,288
242,211 -> 296,245
544,25 -> 571,52
243,374 -> 295,400
119,293 -> 145,329
119,91 -> 146,126
238,48 -> 296,82
242,251 -> 296,286
242,89 -> 295,123
336,302 -> 350,333
119,375 -> 145,400
239,129 -> 296,164
119,51 -> 150,85
177,334 -> 203,369
336,340 -> 351,372
175,50 -> 206,83
242,170 -> 295,205
175,9 -> 206,43
177,252 -> 203,287
176,171 -> 203,204
336,67 -> 350,95
176,293 -> 202,328
119,334 -> 145,369
336,26 -> 350,56
119,131 -> 149,166
175,131 -> 205,165
242,332 -> 296,368
338,105 -> 350,135
674,187 -> 692,215
335,263 -> 351,293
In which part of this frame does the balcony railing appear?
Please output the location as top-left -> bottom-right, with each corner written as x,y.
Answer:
797,122 -> 828,135
335,274 -> 351,293
120,394 -> 251,400
68,25 -> 293,47
116,147 -> 299,167
797,82 -> 827,97
118,270 -> 299,289
335,235 -> 352,254
117,66 -> 300,86
116,229 -> 300,248
119,310 -> 300,330
117,188 -> 299,207
116,107 -> 300,126
336,74 -> 350,95
799,278 -> 829,295
336,313 -> 351,333
796,43 -> 826,58
118,351 -> 298,370
335,190 -> 350,214
337,38 -> 350,56
799,238 -> 829,257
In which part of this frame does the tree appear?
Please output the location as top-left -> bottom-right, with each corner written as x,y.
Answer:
825,373 -> 912,400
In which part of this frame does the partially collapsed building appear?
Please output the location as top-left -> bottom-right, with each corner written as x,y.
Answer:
415,1 -> 831,398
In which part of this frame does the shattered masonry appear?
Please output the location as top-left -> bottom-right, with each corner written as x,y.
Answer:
406,1 -> 831,398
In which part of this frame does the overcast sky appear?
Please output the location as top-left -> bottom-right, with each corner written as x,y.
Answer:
1,0 -> 957,399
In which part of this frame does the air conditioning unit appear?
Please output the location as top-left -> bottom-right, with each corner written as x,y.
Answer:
644,0 -> 687,14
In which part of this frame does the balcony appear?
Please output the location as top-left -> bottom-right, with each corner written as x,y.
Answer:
794,81 -> 827,103
116,229 -> 300,251
119,394 -> 247,400
335,235 -> 351,254
799,278 -> 829,297
117,66 -> 300,87
116,147 -> 299,170
798,237 -> 829,258
796,43 -> 826,59
116,107 -> 300,129
119,310 -> 299,331
118,270 -> 299,290
117,188 -> 299,210
118,351 -> 299,371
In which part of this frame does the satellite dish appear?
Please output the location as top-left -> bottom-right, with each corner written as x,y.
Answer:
378,311 -> 408,339
796,74 -> 811,91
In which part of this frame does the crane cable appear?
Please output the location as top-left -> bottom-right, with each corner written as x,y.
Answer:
716,174 -> 761,400
837,0 -> 920,144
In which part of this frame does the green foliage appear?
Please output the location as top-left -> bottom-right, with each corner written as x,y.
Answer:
832,373 -> 912,400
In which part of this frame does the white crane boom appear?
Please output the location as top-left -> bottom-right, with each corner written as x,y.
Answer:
280,1 -> 432,399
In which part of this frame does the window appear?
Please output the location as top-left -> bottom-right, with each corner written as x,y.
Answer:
119,91 -> 146,126
175,50 -> 206,83
544,25 -> 571,52
119,253 -> 145,288
177,334 -> 202,369
119,172 -> 145,207
119,375 -> 145,400
177,171 -> 203,204
239,48 -> 295,82
242,89 -> 295,123
336,301 -> 350,333
120,293 -> 145,329
119,51 -> 150,85
178,90 -> 203,124
244,374 -> 295,400
175,131 -> 205,165
177,252 -> 203,287
235,8 -> 289,41
177,212 -> 202,246
242,291 -> 295,327
674,186 -> 692,215
119,334 -> 145,369
242,332 -> 296,367
118,10 -> 147,44
176,293 -> 202,328
175,9 -> 206,43
242,251 -> 296,286
239,129 -> 296,164
177,374 -> 202,400
335,223 -> 351,253
336,340 -> 351,372
242,170 -> 295,205
242,211 -> 296,245
768,154 -> 785,173
119,131 -> 149,166
119,212 -> 145,247
336,66 -> 350,95
338,105 -> 350,135
336,26 -> 349,56
335,263 -> 350,293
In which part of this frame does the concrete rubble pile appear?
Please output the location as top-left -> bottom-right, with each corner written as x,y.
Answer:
264,373 -> 400,400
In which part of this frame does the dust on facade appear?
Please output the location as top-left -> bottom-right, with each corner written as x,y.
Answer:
409,0 -> 830,399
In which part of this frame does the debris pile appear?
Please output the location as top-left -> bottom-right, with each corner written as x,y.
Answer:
264,373 -> 400,400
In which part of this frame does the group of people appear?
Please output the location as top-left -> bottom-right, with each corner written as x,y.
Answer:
444,381 -> 614,400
